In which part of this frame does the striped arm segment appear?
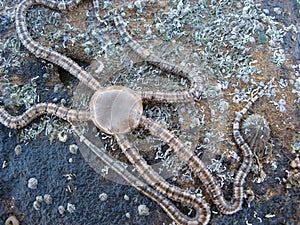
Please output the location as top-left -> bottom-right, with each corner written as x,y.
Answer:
0,103 -> 90,129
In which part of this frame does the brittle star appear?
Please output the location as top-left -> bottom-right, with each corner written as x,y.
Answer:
0,0 -> 274,224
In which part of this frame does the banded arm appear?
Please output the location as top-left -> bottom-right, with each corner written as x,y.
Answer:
140,78 -> 274,214
231,78 -> 275,205
15,0 -> 102,91
140,115 -> 245,214
114,14 -> 204,102
0,103 -> 90,129
114,133 -> 211,224
75,128 -> 211,225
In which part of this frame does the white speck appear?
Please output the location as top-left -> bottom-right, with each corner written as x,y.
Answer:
236,2 -> 242,8
67,203 -> 75,213
58,205 -> 65,215
271,161 -> 278,170
146,28 -> 152,36
35,195 -> 43,203
53,84 -> 61,93
127,3 -> 134,9
178,117 -> 184,124
99,193 -> 108,201
124,194 -> 129,201
28,177 -> 38,189
60,98 -> 66,105
138,204 -> 149,216
274,7 -> 282,15
265,213 -> 276,218
69,144 -> 78,154
190,117 -> 200,128
125,212 -> 131,218
44,194 -> 52,204
134,0 -> 142,9
93,60 -> 104,74
2,161 -> 8,168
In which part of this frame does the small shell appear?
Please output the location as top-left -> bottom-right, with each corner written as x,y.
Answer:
242,114 -> 270,157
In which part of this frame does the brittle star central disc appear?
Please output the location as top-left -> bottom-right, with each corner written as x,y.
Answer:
90,86 -> 143,135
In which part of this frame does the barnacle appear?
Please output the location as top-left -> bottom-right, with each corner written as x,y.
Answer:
241,113 -> 270,157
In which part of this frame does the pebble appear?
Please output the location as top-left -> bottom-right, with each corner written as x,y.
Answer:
138,204 -> 149,216
28,177 -> 38,189
53,84 -> 61,93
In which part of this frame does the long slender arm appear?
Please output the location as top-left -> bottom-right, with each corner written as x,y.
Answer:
15,0 -> 102,91
140,78 -> 274,214
0,103 -> 90,129
140,115 -> 244,214
114,133 -> 211,224
114,14 -> 204,102
74,128 -> 210,225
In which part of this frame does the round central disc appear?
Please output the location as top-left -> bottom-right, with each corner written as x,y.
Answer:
90,86 -> 143,135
